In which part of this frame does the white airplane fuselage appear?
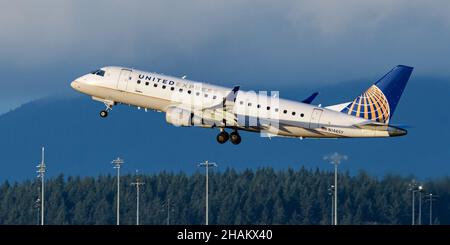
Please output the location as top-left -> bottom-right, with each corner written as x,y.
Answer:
71,66 -> 407,143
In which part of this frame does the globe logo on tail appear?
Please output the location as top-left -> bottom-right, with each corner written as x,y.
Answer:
341,85 -> 390,124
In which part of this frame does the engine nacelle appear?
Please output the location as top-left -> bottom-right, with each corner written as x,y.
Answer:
165,107 -> 213,127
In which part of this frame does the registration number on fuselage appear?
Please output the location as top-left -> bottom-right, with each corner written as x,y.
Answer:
322,127 -> 344,135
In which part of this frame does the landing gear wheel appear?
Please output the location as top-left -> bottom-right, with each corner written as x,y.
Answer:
230,132 -> 241,145
216,131 -> 229,144
100,110 -> 108,118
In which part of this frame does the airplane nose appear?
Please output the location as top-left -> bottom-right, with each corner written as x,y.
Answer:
71,80 -> 79,90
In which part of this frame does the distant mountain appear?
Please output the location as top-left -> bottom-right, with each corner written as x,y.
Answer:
0,77 -> 449,181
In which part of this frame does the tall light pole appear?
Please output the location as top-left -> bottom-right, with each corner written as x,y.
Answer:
162,198 -> 174,225
36,146 -> 46,226
131,170 -> 145,225
328,184 -> 335,225
112,157 -> 124,225
408,181 -> 418,225
324,152 -> 347,226
418,185 -> 423,225
34,198 -> 40,225
426,193 -> 438,225
198,160 -> 217,225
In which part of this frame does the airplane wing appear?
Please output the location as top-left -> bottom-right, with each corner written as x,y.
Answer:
200,86 -> 240,126
203,86 -> 240,111
168,86 -> 241,127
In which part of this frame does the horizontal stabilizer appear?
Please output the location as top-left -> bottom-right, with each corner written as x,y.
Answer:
302,92 -> 319,104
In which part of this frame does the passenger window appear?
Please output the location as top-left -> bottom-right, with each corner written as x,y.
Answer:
257,104 -> 261,108
205,94 -> 208,98
171,87 -> 175,91
267,106 -> 270,110
275,108 -> 279,112
240,101 -> 244,105
179,88 -> 183,92
196,92 -> 200,96
162,85 -> 166,89
300,113 -> 304,117
213,95 -> 217,99
292,112 -> 296,116
248,103 -> 252,106
283,110 -> 287,114
188,90 -> 192,94
137,80 -> 141,84
145,82 -> 149,86
154,84 -> 157,87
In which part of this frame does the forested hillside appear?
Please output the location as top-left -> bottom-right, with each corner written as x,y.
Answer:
0,168 -> 448,225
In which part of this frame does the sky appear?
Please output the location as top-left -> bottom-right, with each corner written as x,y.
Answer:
1,0 -> 450,113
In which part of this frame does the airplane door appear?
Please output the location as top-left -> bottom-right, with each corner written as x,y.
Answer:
117,69 -> 131,90
309,108 -> 323,128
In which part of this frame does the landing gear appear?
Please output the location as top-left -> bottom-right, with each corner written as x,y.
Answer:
100,102 -> 114,118
99,103 -> 113,118
230,131 -> 241,145
216,131 -> 229,144
100,110 -> 108,118
216,129 -> 241,145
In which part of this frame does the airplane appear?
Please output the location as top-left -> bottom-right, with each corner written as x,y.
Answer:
70,65 -> 413,145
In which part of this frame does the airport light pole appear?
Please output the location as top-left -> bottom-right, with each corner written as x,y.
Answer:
328,184 -> 335,225
36,146 -> 46,226
198,160 -> 217,225
408,181 -> 418,225
131,170 -> 145,225
161,196 -> 175,225
324,152 -> 347,226
34,197 -> 40,225
162,198 -> 174,225
112,157 -> 124,225
418,185 -> 424,225
426,193 -> 438,225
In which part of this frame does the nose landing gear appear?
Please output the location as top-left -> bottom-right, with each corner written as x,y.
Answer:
99,103 -> 113,118
100,110 -> 109,118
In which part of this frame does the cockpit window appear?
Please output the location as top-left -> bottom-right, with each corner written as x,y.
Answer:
90,69 -> 106,77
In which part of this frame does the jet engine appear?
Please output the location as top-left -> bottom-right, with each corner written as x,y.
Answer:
165,107 -> 213,127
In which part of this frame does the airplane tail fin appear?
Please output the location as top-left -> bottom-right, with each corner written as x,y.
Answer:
339,65 -> 413,124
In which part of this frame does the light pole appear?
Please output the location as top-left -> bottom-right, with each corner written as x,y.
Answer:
429,193 -> 432,225
418,185 -> 423,225
324,152 -> 347,225
36,146 -> 46,226
34,198 -> 40,225
198,160 -> 217,225
112,157 -> 124,225
408,181 -> 418,225
131,170 -> 145,225
328,184 -> 335,225
426,193 -> 438,225
162,198 -> 174,225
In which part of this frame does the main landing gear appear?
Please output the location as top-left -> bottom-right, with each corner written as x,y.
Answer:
216,129 -> 241,145
100,103 -> 113,118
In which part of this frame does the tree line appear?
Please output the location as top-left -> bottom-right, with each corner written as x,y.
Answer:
0,167 -> 448,225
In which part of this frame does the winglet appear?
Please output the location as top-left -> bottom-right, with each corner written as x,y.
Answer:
225,86 -> 240,102
302,92 -> 319,104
